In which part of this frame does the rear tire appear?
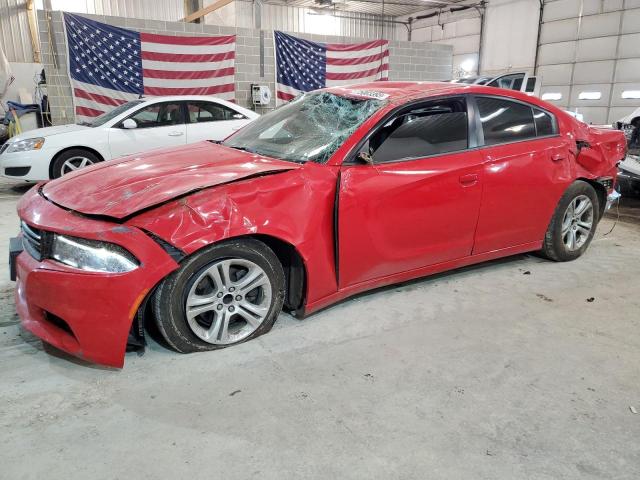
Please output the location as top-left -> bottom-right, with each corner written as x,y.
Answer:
541,180 -> 599,262
51,148 -> 101,179
153,239 -> 285,354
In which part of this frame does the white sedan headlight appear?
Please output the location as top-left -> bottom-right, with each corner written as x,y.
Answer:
51,234 -> 139,273
7,137 -> 45,153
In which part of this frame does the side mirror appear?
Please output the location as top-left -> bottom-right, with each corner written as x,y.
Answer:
356,151 -> 373,165
122,118 -> 137,129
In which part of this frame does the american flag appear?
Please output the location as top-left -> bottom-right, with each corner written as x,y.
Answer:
275,30 -> 389,103
63,13 -> 235,123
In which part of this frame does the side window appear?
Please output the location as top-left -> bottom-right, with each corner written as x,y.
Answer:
525,77 -> 537,93
186,101 -> 245,123
127,102 -> 184,128
368,98 -> 469,163
488,74 -> 524,90
533,107 -> 555,136
476,96 -> 536,145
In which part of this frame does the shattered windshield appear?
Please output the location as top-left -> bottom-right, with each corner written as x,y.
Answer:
223,92 -> 385,163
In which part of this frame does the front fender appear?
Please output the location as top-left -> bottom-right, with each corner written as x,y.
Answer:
126,163 -> 340,306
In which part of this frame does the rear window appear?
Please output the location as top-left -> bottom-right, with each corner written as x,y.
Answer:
533,108 -> 555,136
476,97 -> 536,145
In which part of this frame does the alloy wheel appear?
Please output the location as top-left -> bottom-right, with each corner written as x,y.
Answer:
184,258 -> 272,345
61,156 -> 95,175
561,194 -> 594,251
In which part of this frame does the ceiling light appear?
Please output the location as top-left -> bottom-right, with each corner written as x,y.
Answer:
541,92 -> 562,101
578,91 -> 601,100
622,90 -> 640,99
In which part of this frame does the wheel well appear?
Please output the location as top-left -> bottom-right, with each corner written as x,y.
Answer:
245,234 -> 307,314
49,146 -> 105,179
578,178 -> 607,220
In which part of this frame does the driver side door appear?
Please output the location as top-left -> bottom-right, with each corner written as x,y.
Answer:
338,96 -> 485,288
108,101 -> 187,158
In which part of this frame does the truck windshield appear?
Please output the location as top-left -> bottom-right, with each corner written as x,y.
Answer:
223,92 -> 385,163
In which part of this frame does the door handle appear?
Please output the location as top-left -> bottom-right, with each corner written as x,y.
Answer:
459,173 -> 479,186
168,131 -> 184,137
551,153 -> 566,162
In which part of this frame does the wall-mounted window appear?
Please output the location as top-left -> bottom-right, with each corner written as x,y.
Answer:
541,92 -> 562,101
621,90 -> 640,99
578,91 -> 602,100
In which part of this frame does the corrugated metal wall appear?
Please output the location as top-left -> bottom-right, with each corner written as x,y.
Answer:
207,0 -> 399,39
4,0 -> 399,63
0,0 -> 35,62
37,0 -> 183,21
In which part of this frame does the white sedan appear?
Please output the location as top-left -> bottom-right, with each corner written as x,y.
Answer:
0,96 -> 258,181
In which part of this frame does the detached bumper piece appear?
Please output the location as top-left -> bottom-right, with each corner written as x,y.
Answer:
9,237 -> 23,281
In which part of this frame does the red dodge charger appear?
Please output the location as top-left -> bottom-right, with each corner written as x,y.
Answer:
12,82 -> 625,367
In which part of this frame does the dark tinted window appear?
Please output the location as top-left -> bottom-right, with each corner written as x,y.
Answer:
533,108 -> 555,136
186,101 -> 244,123
476,97 -> 536,145
128,102 -> 184,128
369,99 -> 468,163
526,77 -> 537,93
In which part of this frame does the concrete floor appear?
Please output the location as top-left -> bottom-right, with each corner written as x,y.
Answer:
0,178 -> 639,480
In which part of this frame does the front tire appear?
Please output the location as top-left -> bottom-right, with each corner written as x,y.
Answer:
153,239 -> 285,354
51,148 -> 101,178
541,180 -> 599,261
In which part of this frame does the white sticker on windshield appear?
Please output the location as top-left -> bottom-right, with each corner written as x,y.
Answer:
351,90 -> 389,100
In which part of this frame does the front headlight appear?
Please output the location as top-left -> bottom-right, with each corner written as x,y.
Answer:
51,234 -> 139,273
7,137 -> 45,153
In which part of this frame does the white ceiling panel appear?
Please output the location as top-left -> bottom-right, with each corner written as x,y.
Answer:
622,8 -> 640,34
543,0 -> 582,22
615,58 -> 640,82
537,64 -> 573,85
579,12 -> 621,39
572,60 -> 615,84
540,18 -> 578,44
538,41 -> 577,64
576,36 -> 618,62
618,33 -> 640,58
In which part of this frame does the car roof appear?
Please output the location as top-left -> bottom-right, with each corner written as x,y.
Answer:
323,81 -> 561,112
140,95 -> 232,102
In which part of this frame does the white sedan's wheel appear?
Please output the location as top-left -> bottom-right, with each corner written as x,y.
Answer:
61,156 -> 95,175
51,148 -> 101,179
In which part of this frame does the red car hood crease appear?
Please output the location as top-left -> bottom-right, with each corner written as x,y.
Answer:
41,142 -> 301,218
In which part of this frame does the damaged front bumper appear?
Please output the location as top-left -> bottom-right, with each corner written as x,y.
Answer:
13,186 -> 179,367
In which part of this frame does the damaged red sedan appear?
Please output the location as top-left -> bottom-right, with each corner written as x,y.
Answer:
12,82 -> 625,367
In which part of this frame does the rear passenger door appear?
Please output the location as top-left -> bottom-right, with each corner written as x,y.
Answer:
185,101 -> 249,143
471,95 -> 573,254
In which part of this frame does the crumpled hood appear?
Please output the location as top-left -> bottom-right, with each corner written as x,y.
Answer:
11,123 -> 90,142
42,141 -> 300,218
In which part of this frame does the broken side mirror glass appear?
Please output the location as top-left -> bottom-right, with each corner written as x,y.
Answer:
356,151 -> 373,165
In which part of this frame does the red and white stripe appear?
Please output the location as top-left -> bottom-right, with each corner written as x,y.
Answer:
276,38 -> 389,103
73,81 -> 140,124
140,33 -> 235,98
325,40 -> 389,87
71,33 -> 235,123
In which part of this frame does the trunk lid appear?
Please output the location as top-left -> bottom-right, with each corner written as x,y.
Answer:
42,141 -> 300,219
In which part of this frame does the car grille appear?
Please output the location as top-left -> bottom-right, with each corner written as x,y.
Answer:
0,143 -> 8,155
21,221 -> 44,261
